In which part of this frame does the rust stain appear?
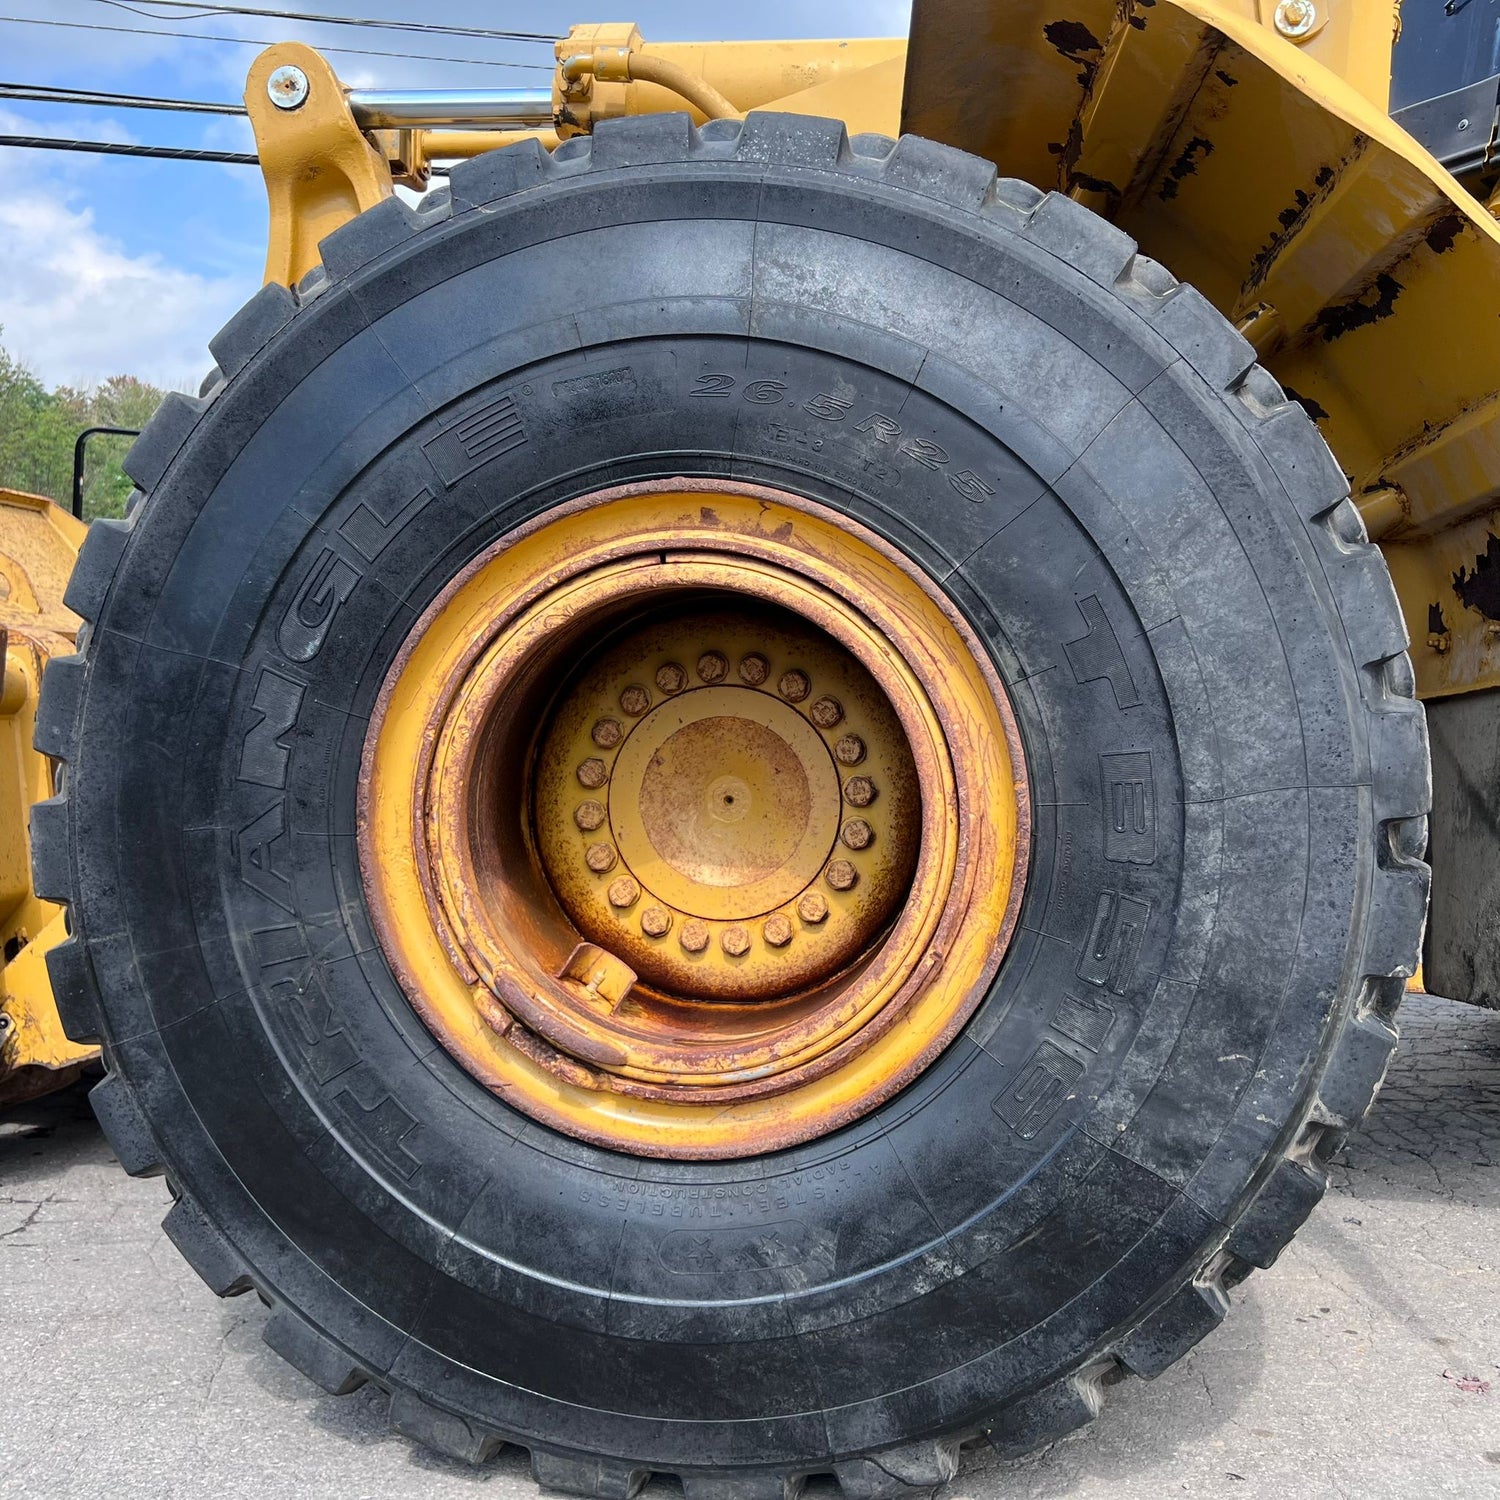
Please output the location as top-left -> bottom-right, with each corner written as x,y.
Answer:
1158,135 -> 1213,201
1315,272 -> 1404,340
1453,533 -> 1500,620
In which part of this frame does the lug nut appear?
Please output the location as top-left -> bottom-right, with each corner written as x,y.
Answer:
738,653 -> 769,685
834,734 -> 866,766
641,905 -> 673,937
763,913 -> 794,947
798,891 -> 829,924
721,925 -> 751,957
607,876 -> 640,908
619,684 -> 651,716
585,842 -> 618,873
843,775 -> 876,807
810,696 -> 844,729
656,662 -> 687,694
680,919 -> 710,954
574,799 -> 606,831
697,651 -> 729,683
592,718 -> 623,748
577,758 -> 608,789
778,669 -> 810,702
825,859 -> 859,891
841,818 -> 874,851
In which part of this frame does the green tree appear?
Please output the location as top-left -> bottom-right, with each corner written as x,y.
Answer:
0,331 -> 168,521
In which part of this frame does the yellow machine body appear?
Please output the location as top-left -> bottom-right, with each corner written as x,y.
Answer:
0,489 -> 93,1105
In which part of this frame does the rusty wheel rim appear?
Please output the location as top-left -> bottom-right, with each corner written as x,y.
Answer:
358,481 -> 1030,1158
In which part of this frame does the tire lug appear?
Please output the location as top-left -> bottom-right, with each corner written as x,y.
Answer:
585,842 -> 618,873
825,859 -> 858,891
577,758 -> 608,789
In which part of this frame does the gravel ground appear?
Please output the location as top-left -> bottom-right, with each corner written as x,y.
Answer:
2,991 -> 1496,1500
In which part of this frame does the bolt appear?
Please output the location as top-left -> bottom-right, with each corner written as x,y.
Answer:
721,925 -> 751,957
798,891 -> 829,924
843,775 -> 876,808
607,876 -> 640,909
574,799 -> 607,831
1459,118 -> 1472,131
267,64 -> 310,110
834,734 -> 866,766
810,696 -> 844,729
825,859 -> 859,891
641,905 -> 673,937
841,818 -> 874,851
577,758 -> 609,789
619,684 -> 651,716
1273,0 -> 1317,37
778,669 -> 810,702
763,913 -> 794,947
738,653 -> 769,685
655,662 -> 687,694
680,919 -> 710,954
592,718 -> 623,748
697,651 -> 729,683
585,842 -> 618,873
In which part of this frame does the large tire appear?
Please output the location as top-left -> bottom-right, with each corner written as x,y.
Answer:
34,114 -> 1429,1491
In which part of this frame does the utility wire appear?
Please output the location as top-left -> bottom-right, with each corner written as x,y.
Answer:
0,133 -> 256,162
92,0 -> 560,43
0,15 -> 554,70
0,132 -> 458,173
0,81 -> 244,115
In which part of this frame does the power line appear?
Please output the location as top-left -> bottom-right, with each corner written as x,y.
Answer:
0,132 -> 456,173
0,81 -> 244,115
92,0 -> 560,43
0,133 -> 256,162
0,14 -> 554,71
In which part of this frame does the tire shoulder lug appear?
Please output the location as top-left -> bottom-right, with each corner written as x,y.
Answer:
1113,1275 -> 1230,1379
122,391 -> 204,493
388,1390 -> 505,1465
985,1364 -> 1110,1459
162,1195 -> 254,1297
45,935 -> 101,1045
63,516 -> 132,623
834,1437 -> 961,1498
29,794 -> 71,904
530,1450 -> 651,1499
89,1071 -> 162,1177
680,1471 -> 805,1500
34,653 -> 85,762
262,1306 -> 367,1395
208,280 -> 297,379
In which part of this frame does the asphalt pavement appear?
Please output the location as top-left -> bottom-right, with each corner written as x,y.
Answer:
3,991 -> 1497,1500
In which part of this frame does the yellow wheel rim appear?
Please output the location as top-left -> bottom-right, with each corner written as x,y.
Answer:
359,481 -> 1029,1158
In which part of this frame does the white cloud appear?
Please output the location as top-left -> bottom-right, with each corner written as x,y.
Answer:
0,171 -> 248,391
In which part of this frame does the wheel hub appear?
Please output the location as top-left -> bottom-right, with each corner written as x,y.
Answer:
534,606 -> 919,1002
358,482 -> 1029,1158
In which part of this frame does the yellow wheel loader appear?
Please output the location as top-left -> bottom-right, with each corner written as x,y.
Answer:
7,0 -> 1497,1487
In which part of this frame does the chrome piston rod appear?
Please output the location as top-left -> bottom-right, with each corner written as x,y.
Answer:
347,88 -> 554,129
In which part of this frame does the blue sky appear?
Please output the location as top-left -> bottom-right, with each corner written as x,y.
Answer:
0,1 -> 910,390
